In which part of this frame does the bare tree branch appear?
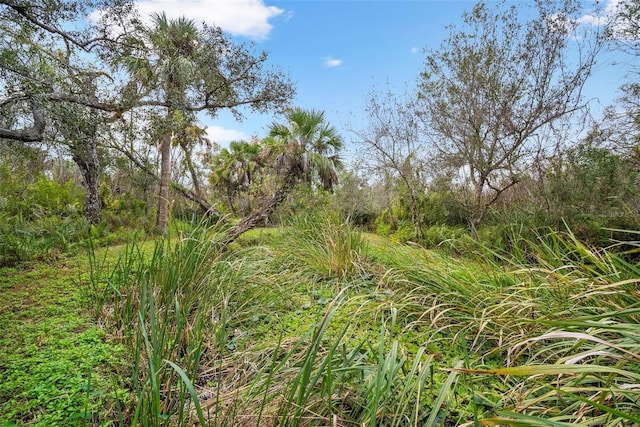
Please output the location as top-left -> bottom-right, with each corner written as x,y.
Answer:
107,141 -> 219,216
0,108 -> 45,142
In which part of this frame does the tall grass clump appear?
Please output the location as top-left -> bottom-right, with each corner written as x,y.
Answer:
455,230 -> 640,425
363,228 -> 640,425
275,212 -> 368,280
88,220 -> 229,425
366,241 -> 531,355
86,213 -> 639,425
194,291 -> 464,426
0,213 -> 90,266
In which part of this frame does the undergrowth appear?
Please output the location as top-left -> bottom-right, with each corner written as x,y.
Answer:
0,257 -> 128,425
3,214 -> 638,425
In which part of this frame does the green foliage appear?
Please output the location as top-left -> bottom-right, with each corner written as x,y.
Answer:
374,203 -> 405,237
5,211 -> 640,426
0,159 -> 92,266
88,223 -> 217,425
209,140 -> 264,216
88,217 -> 470,424
543,142 -> 640,244
0,214 -> 90,267
102,190 -> 153,231
390,220 -> 415,243
375,220 -> 392,237
421,190 -> 470,227
272,183 -> 333,222
0,161 -> 84,220
267,107 -> 343,192
0,259 -> 127,425
275,211 -> 368,279
422,224 -> 468,249
418,0 -> 599,227
467,141 -> 640,252
373,190 -> 470,243
331,171 -> 378,229
0,156 -> 158,265
88,219 -> 288,424
466,230 -> 640,424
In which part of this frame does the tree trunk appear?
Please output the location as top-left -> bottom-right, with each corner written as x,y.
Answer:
156,131 -> 171,233
72,137 -> 101,225
397,170 -> 423,239
222,172 -> 297,246
470,176 -> 487,233
470,175 -> 520,232
407,190 -> 423,239
181,141 -> 203,198
227,189 -> 238,216
109,142 -> 219,216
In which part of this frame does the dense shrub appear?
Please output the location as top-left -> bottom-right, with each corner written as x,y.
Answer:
0,214 -> 89,266
422,224 -> 468,249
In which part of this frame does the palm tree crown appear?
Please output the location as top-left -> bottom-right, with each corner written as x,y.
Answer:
211,140 -> 262,189
116,12 -> 201,233
267,107 -> 343,191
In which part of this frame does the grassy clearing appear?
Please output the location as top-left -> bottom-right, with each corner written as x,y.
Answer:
3,216 -> 639,425
0,251 -> 128,426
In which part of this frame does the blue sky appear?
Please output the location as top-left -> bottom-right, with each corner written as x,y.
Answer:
131,0 -> 637,152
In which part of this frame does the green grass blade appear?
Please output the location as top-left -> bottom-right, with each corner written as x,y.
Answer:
164,359 -> 207,426
556,389 -> 640,424
425,360 -> 462,426
458,364 -> 640,381
482,411 -> 583,426
256,333 -> 284,427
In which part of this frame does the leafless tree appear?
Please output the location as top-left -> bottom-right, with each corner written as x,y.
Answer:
352,87 -> 429,237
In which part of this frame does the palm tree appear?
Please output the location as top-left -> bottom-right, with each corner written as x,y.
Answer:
210,140 -> 262,215
114,11 -> 295,229
266,107 -> 343,191
223,108 -> 343,245
118,12 -> 199,233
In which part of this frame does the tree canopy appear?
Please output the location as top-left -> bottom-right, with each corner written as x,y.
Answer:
416,0 -> 601,228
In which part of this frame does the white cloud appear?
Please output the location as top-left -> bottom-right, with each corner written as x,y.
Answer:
410,47 -> 418,54
577,0 -> 622,28
134,0 -> 284,39
282,10 -> 295,22
323,57 -> 343,68
204,125 -> 248,144
576,0 -> 638,39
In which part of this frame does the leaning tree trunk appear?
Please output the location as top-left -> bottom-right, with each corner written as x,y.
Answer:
222,171 -> 298,246
470,175 -> 520,233
156,131 -> 171,233
406,188 -> 424,240
72,136 -> 101,225
109,142 -> 219,216
181,140 -> 203,198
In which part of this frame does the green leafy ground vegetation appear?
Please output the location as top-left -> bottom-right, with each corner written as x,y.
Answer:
0,250 -> 128,426
2,215 -> 631,426
1,0 -> 640,425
